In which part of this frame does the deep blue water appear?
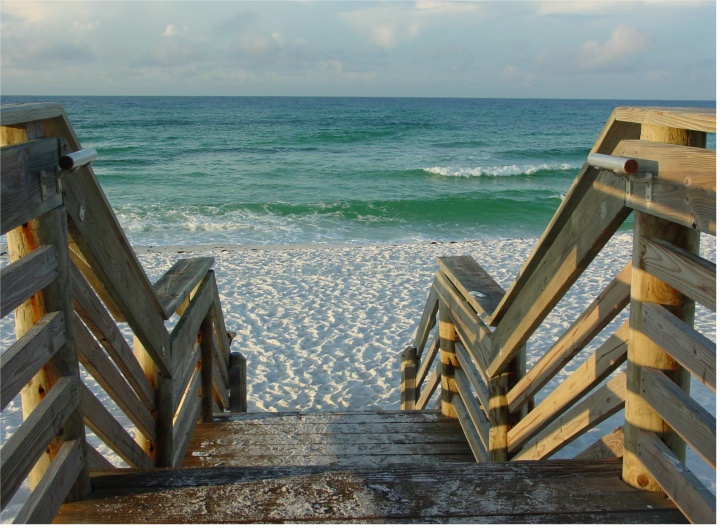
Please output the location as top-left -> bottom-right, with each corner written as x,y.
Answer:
2,96 -> 715,246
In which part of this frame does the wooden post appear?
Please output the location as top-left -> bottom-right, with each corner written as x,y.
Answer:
488,373 -> 510,462
7,208 -> 91,500
438,305 -> 459,418
400,346 -> 417,410
622,125 -> 704,491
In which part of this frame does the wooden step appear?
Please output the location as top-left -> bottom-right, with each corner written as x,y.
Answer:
54,458 -> 684,523
183,410 -> 474,467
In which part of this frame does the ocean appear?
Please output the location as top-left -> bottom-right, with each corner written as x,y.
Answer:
2,96 -> 715,247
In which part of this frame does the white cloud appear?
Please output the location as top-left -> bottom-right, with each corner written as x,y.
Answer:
73,20 -> 101,32
579,25 -> 651,71
339,6 -> 423,49
163,24 -> 186,37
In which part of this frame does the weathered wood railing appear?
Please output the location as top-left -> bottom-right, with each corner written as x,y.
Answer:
0,103 -> 246,522
401,106 -> 716,523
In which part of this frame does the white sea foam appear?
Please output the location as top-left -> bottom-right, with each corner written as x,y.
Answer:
422,163 -> 578,177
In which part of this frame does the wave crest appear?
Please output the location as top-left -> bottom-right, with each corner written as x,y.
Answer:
422,163 -> 578,177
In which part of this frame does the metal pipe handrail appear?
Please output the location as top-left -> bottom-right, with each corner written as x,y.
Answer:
587,153 -> 638,175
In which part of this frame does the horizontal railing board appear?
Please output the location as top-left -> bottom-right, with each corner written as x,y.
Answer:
641,302 -> 716,392
641,366 -> 715,469
507,262 -> 631,413
489,172 -> 630,378
635,429 -> 715,524
615,140 -> 716,235
1,138 -> 63,235
80,384 -> 154,469
454,369 -> 490,453
452,393 -> 488,462
0,102 -> 66,126
437,255 -> 505,324
0,311 -> 64,410
75,319 -> 155,442
0,245 -> 59,318
0,376 -> 78,510
639,237 -> 716,312
612,106 -> 716,134
454,343 -> 490,413
508,323 -> 628,453
71,263 -> 155,411
513,372 -> 626,461
13,438 -> 84,524
434,271 -> 493,374
153,257 -> 215,319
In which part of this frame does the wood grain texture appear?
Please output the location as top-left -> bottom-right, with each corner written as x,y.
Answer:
0,311 -> 64,410
0,245 -> 59,318
415,333 -> 439,391
413,281 -> 439,355
0,102 -> 65,126
454,343 -> 490,412
575,427 -> 624,460
53,459 -> 683,524
640,302 -> 715,391
437,255 -> 505,324
170,272 -> 214,375
451,392 -> 488,462
152,258 -> 214,319
415,361 -> 440,410
635,429 -> 715,524
612,106 -> 716,134
454,368 -> 490,454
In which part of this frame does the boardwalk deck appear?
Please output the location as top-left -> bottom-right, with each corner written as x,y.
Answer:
54,411 -> 685,524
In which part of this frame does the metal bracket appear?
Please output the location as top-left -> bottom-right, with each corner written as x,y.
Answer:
625,173 -> 654,203
40,169 -> 62,201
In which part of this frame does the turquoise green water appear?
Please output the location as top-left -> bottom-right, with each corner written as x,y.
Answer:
4,96 -> 714,245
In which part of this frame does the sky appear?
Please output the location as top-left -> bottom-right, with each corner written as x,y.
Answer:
0,1 -> 716,100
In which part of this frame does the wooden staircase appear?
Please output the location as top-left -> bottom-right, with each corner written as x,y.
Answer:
53,410 -> 684,524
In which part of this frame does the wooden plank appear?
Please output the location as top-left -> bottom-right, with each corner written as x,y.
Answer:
0,311 -> 64,411
413,281 -> 439,354
508,323 -> 628,453
455,342 -> 490,413
640,236 -> 715,312
75,319 -> 155,442
14,439 -> 84,524
170,272 -> 214,375
152,258 -> 214,319
415,333 -> 439,390
613,106 -> 716,134
71,263 -> 155,411
641,366 -> 715,468
508,263 -> 631,413
454,368 -> 490,454
434,271 -> 493,374
640,302 -> 715,391
513,371 -> 626,461
489,171 -> 630,378
173,342 -> 201,412
0,102 -> 65,126
0,245 -> 59,318
0,138 -> 63,235
575,427 -> 624,460
635,429 -> 715,524
617,140 -> 716,235
211,329 -> 230,389
172,370 -> 202,467
53,460 -> 683,524
80,383 -> 154,469
200,313 -> 214,422
69,243 -> 125,322
210,277 -> 232,364
452,393 -> 488,462
0,376 -> 78,510
229,352 -> 247,413
437,255 -> 505,323
416,362 -> 441,410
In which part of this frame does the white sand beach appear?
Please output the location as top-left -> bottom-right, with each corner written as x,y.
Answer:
1,233 -> 716,520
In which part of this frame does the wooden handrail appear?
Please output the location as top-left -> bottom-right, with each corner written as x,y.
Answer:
1,103 -> 244,521
401,105 -> 716,524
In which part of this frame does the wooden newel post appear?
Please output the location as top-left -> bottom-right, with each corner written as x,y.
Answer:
622,124 -> 704,491
400,346 -> 417,410
439,306 -> 459,418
